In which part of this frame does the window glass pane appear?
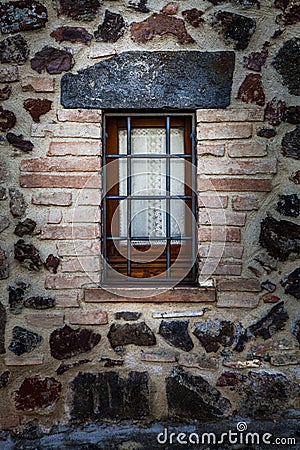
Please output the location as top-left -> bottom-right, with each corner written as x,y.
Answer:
170,158 -> 185,195
170,128 -> 185,154
131,199 -> 166,238
132,158 -> 166,196
170,199 -> 185,236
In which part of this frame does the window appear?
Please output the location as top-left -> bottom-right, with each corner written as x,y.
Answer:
102,113 -> 197,287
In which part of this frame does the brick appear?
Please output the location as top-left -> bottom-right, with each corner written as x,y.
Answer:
55,291 -> 80,307
217,292 -> 260,308
21,76 -> 55,92
45,274 -> 99,289
232,195 -> 259,211
0,65 -> 19,83
197,123 -> 252,140
217,278 -> 261,292
5,355 -> 44,365
57,240 -> 101,256
20,157 -> 100,172
199,261 -> 242,276
57,109 -> 102,123
41,225 -> 100,240
77,189 -> 101,205
197,108 -> 264,123
227,142 -> 267,157
198,159 -> 277,175
263,294 -> 280,303
31,123 -> 101,139
20,174 -> 101,188
0,414 -> 20,430
197,143 -> 225,156
198,227 -> 241,242
199,211 -> 246,226
61,256 -> 100,272
48,141 -> 101,156
140,350 -> 177,362
32,192 -> 72,206
64,206 -> 100,223
199,244 -> 244,259
69,310 -> 108,325
25,313 -> 64,327
84,287 -> 216,303
198,195 -> 228,209
47,209 -> 62,224
197,177 -> 272,192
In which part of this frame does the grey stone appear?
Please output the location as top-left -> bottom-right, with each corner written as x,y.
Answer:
0,370 -> 10,389
213,11 -> 256,50
9,188 -> 27,217
115,311 -> 141,321
273,38 -> 300,95
0,302 -> 6,354
8,280 -> 29,314
261,280 -> 277,292
94,10 -> 125,43
8,326 -> 43,356
0,35 -> 29,64
259,216 -> 300,260
0,247 -> 9,279
0,215 -> 10,233
71,371 -> 150,420
281,268 -> 300,299
159,320 -> 194,352
14,218 -> 36,237
56,359 -> 91,375
166,366 -> 231,419
61,51 -> 235,110
127,0 -> 149,13
282,126 -> 300,159
0,187 -> 6,200
24,296 -> 55,309
277,194 -> 300,217
56,0 -> 101,21
293,318 -> 300,345
108,322 -> 156,349
14,239 -> 43,271
254,251 -> 278,272
193,320 -> 235,353
0,1 -> 48,34
284,106 -> 300,124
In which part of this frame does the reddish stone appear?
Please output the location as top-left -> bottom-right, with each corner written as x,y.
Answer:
292,170 -> 300,184
45,254 -> 60,274
182,9 -> 204,27
14,218 -> 36,237
0,85 -> 11,101
237,74 -> 265,106
0,106 -> 16,131
30,47 -> 74,75
131,13 -> 194,44
49,325 -> 101,360
51,26 -> 93,44
23,98 -> 52,122
0,1 -> 48,34
57,0 -> 101,21
216,371 -> 246,386
94,10 -> 125,43
213,11 -> 256,50
263,294 -> 280,303
14,376 -> 62,410
243,47 -> 268,72
276,0 -> 300,26
6,133 -> 34,152
161,2 -> 179,15
56,359 -> 91,375
264,98 -> 286,126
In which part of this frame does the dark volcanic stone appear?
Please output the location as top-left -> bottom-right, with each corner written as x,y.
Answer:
24,296 -> 55,309
273,39 -> 300,95
23,98 -> 52,122
8,280 -> 29,314
95,10 -> 125,43
51,26 -> 93,44
0,371 -> 10,389
15,376 -> 62,411
282,126 -> 300,159
131,13 -> 194,44
0,85 -> 11,101
193,320 -> 235,353
0,35 -> 29,64
237,371 -> 299,419
259,216 -> 300,260
257,128 -> 276,138
6,133 -> 34,153
216,371 -> 246,387
50,325 -> 101,360
166,366 -> 231,419
237,73 -> 265,106
182,9 -> 204,27
261,280 -> 276,292
9,188 -> 27,217
61,51 -> 235,110
281,267 -> 300,299
0,1 -> 48,34
292,170 -> 300,184
0,302 -> 6,354
277,194 -> 300,217
293,318 -> 300,345
115,311 -> 141,321
0,106 -> 16,131
243,47 -> 268,72
56,359 -> 91,375
0,247 -> 9,280
0,188 -> 6,201
159,320 -> 194,352
71,371 -> 150,420
45,254 -> 60,274
14,218 -> 36,237
8,326 -> 42,356
0,215 -> 10,234
213,11 -> 256,50
235,302 -> 288,352
30,47 -> 73,75
108,322 -> 156,349
127,0 -> 150,13
264,98 -> 286,126
100,357 -> 124,367
284,106 -> 300,124
276,3 -> 300,26
57,0 -> 101,21
14,239 -> 43,271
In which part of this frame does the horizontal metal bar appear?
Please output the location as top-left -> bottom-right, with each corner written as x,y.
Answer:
107,236 -> 192,241
106,195 -> 192,200
104,112 -> 194,117
106,154 -> 192,158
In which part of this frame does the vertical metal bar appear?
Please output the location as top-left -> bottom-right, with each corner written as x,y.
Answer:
127,117 -> 132,277
191,114 -> 197,282
166,116 -> 171,278
102,115 -> 107,284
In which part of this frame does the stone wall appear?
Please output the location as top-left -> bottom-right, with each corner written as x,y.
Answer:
0,0 -> 300,438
